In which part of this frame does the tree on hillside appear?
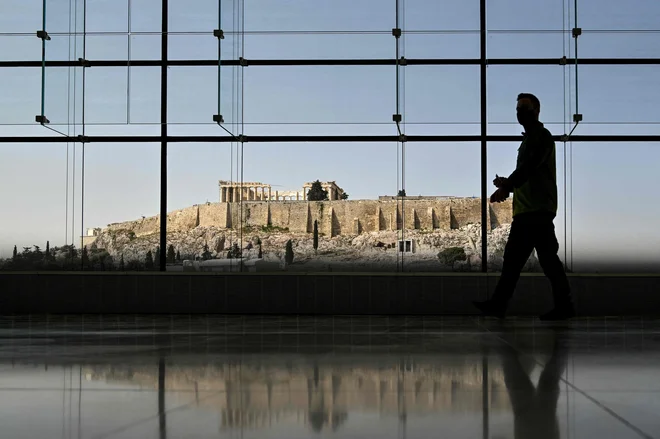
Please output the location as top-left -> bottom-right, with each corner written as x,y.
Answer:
145,250 -> 154,270
285,240 -> 294,265
154,246 -> 161,266
397,189 -> 406,197
12,245 -> 17,260
167,244 -> 176,263
81,246 -> 89,268
307,180 -> 328,201
202,243 -> 213,260
313,220 -> 319,253
340,192 -> 349,200
120,254 -> 125,271
176,249 -> 181,262
227,243 -> 241,259
45,241 -> 50,260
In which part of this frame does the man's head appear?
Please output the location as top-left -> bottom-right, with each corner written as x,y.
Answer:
516,93 -> 540,126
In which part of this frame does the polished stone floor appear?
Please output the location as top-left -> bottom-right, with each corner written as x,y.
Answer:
0,315 -> 659,439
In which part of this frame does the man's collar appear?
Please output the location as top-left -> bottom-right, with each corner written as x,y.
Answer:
522,121 -> 544,136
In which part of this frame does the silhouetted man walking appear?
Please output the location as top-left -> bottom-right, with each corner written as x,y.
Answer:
474,93 -> 575,320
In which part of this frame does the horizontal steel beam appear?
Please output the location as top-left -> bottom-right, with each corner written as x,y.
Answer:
2,57 -> 660,68
2,135 -> 660,143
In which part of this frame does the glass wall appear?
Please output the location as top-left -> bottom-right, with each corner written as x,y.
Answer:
1,0 -> 658,273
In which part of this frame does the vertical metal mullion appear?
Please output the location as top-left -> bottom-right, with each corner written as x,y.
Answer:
159,0 -> 168,272
480,0 -> 488,274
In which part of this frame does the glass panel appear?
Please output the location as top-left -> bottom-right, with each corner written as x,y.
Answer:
129,0 -> 161,33
402,143 -> 483,272
0,36 -> 43,61
169,0 -> 217,33
0,68 -> 43,125
169,34 -> 236,60
487,0 -> 565,30
1,0 -> 43,33
168,66 -> 240,126
84,67 -> 129,124
571,143 -> 660,272
405,0 -> 479,30
46,0 -> 85,34
575,66 -> 660,134
0,142 -> 71,264
243,66 -> 395,128
86,0 -> 128,33
129,35 -> 161,60
403,33 -> 479,59
487,32 -> 566,58
579,0 -> 660,29
580,31 -> 660,58
244,0 -> 394,32
243,34 -> 391,59
487,66 -> 570,135
86,35 -> 129,60
404,66 -> 480,128
80,143 -> 160,270
128,66 -> 161,125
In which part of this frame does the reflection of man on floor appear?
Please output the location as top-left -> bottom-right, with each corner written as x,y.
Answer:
499,335 -> 568,439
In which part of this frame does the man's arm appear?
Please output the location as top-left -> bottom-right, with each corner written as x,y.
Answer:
503,134 -> 554,191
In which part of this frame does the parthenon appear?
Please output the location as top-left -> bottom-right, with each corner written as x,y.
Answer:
219,180 -> 346,202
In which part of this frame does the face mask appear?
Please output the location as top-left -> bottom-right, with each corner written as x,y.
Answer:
517,109 -> 536,126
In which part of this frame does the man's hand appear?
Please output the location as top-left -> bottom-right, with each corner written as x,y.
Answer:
490,187 -> 510,203
493,174 -> 509,189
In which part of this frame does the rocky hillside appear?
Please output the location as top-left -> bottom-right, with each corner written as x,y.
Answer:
93,223 -> 540,272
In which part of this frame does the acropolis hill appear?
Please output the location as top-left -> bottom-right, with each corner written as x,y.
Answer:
98,180 -> 513,238
88,180 -> 520,271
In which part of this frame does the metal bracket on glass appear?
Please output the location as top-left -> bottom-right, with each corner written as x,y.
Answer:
560,134 -> 569,143
237,134 -> 247,143
35,115 -> 50,124
393,114 -> 402,123
398,56 -> 407,66
78,58 -> 90,68
213,29 -> 225,39
573,114 -> 583,122
239,57 -> 248,66
572,28 -> 582,38
398,134 -> 407,143
77,135 -> 90,143
36,30 -> 51,41
559,56 -> 568,65
213,114 -> 225,123
392,28 -> 402,38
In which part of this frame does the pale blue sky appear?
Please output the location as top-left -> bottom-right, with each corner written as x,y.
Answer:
1,0 -> 660,270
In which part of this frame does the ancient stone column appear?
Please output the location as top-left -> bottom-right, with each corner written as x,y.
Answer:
261,187 -> 265,201
275,190 -> 279,201
268,187 -> 272,201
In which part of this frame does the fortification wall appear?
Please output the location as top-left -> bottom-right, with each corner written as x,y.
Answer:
102,199 -> 513,237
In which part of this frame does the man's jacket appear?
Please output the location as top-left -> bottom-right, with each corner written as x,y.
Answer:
507,122 -> 558,218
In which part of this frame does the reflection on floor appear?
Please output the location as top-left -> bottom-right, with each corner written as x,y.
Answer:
0,316 -> 659,439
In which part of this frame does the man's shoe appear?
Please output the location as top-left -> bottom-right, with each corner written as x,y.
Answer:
473,300 -> 506,319
539,306 -> 575,321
